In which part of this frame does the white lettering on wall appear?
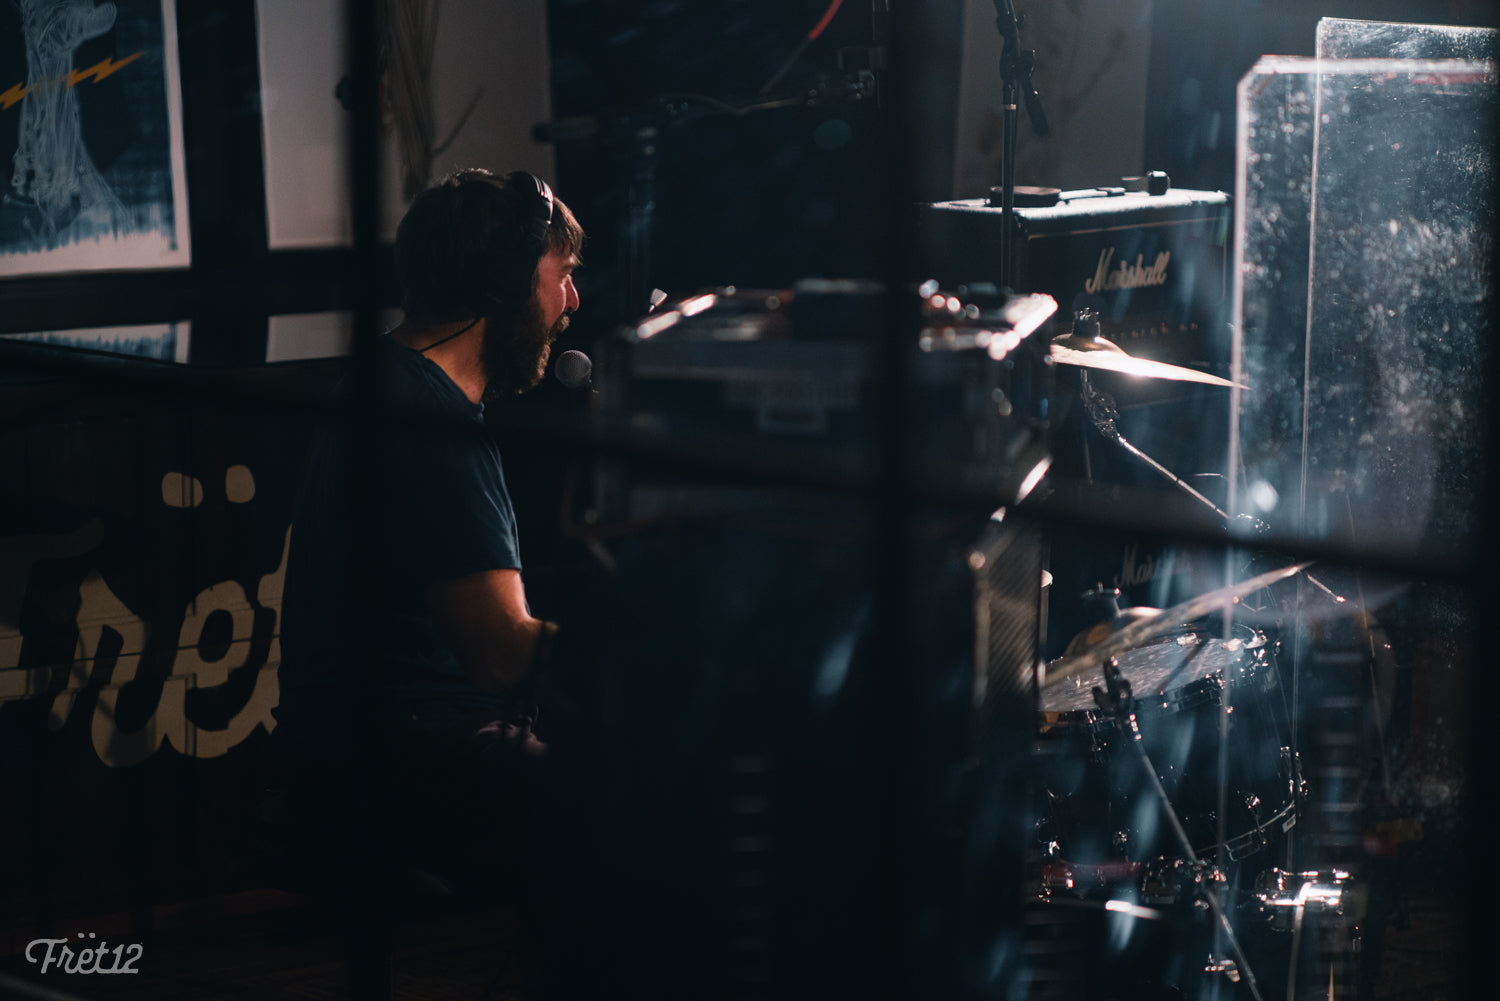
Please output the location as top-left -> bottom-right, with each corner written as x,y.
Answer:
0,511 -> 292,767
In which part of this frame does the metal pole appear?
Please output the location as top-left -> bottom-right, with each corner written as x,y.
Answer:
873,0 -> 920,991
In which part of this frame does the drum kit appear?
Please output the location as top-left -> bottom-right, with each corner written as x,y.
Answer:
1027,323 -> 1355,1000
610,283 -> 1359,997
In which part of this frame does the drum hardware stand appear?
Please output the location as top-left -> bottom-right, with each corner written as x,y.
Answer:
1092,656 -> 1267,1001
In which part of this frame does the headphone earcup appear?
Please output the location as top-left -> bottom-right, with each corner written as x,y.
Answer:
461,172 -> 554,314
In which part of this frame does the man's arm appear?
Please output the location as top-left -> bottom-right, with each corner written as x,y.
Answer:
425,568 -> 550,693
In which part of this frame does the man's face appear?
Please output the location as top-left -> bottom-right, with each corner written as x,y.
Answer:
534,248 -> 581,339
482,248 -> 579,396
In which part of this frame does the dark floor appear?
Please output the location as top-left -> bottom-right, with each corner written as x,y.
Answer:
0,887 -> 1472,1000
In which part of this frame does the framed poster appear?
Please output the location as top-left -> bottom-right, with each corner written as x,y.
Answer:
0,0 -> 190,276
1,321 -> 190,364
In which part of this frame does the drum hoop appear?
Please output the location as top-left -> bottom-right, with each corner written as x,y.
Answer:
1204,796 -> 1299,860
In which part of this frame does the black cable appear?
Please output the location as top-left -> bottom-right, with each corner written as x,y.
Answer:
416,315 -> 481,354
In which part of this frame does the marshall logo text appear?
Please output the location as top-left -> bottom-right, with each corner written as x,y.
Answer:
1084,248 -> 1171,295
1113,542 -> 1157,590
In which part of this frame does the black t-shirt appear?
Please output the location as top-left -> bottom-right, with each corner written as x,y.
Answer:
275,335 -> 523,748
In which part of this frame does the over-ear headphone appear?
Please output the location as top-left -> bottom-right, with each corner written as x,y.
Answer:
463,171 -> 556,313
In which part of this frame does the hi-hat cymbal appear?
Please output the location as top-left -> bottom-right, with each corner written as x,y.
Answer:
1043,561 -> 1310,690
1049,333 -> 1244,389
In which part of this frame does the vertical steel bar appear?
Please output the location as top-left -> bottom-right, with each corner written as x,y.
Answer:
872,0 -> 920,991
1467,107 -> 1499,1001
342,2 -> 386,997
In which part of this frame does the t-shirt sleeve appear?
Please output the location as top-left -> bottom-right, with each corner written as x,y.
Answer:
386,422 -> 522,583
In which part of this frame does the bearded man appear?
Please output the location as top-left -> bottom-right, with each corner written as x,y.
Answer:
272,169 -> 587,917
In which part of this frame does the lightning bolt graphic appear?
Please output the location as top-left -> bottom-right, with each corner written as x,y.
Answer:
1,51 -> 145,112
68,51 -> 145,87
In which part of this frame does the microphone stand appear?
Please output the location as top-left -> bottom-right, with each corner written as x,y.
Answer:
990,0 -> 1050,289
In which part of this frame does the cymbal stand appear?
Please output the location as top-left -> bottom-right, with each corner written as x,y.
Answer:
1081,373 -> 1244,525
1080,374 -> 1349,607
1092,658 -> 1265,1001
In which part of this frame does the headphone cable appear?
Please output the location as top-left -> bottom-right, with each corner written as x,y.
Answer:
417,314 -> 482,354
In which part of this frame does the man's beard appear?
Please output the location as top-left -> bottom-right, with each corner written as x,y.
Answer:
481,298 -> 570,400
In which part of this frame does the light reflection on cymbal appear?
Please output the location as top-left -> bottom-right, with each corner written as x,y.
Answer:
1049,333 -> 1245,389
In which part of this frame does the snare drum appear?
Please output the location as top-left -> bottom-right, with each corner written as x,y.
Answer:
1036,625 -> 1297,866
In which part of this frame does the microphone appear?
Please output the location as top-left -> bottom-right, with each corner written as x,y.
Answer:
555,349 -> 593,390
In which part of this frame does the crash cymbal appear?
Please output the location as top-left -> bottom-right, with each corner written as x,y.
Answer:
1049,333 -> 1244,389
1043,561 -> 1310,690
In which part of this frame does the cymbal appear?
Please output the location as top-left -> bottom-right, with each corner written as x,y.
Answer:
1043,561 -> 1310,690
1049,333 -> 1244,389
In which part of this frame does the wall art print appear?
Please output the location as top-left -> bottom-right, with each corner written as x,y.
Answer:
1,320 -> 189,365
0,0 -> 189,276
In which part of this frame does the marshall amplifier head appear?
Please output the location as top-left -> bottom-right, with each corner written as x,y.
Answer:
914,183 -> 1232,372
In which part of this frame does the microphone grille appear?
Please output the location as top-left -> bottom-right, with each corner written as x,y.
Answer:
555,349 -> 592,389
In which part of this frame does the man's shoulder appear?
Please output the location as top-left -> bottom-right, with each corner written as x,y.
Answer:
374,334 -> 434,391
367,336 -> 472,415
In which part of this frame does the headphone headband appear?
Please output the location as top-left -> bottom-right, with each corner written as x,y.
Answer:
465,171 -> 556,312
509,171 -> 555,251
